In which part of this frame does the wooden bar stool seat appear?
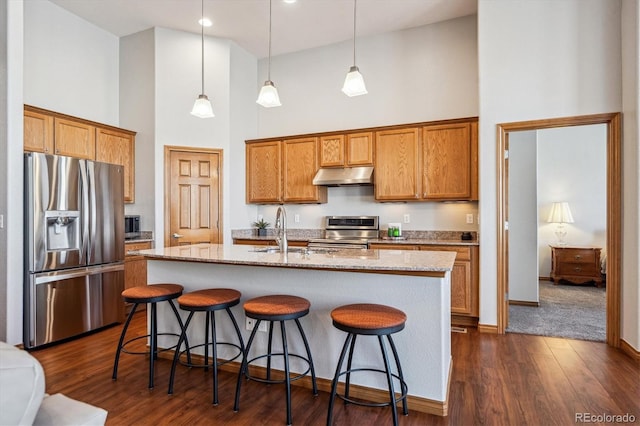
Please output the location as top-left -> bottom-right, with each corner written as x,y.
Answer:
112,283 -> 187,389
168,288 -> 244,406
327,303 -> 409,426
234,295 -> 318,426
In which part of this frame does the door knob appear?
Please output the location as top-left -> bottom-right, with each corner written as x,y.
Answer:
172,233 -> 184,238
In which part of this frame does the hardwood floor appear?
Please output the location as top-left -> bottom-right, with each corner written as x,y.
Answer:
28,312 -> 639,425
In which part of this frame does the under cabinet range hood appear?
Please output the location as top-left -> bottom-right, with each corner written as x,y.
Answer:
312,166 -> 374,186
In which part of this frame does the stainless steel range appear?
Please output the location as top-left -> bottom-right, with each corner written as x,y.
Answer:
308,216 -> 379,249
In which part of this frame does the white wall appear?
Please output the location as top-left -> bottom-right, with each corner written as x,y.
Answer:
621,0 -> 640,350
0,0 -> 24,343
537,125 -> 607,275
248,15 -> 480,233
478,0 -> 623,330
119,29 -> 156,230
23,0 -> 119,125
508,131 -> 539,303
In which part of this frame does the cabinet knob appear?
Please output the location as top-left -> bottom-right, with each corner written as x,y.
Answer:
574,255 -> 582,259
172,233 -> 184,239
574,267 -> 582,272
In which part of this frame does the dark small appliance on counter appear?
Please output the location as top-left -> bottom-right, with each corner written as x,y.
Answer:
461,232 -> 473,240
125,215 -> 141,239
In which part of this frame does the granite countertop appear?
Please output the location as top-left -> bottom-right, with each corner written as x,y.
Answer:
135,243 -> 456,275
232,229 -> 478,246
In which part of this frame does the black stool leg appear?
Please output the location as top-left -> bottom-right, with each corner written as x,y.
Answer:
344,333 -> 358,403
378,335 -> 398,426
210,310 -> 219,405
387,335 -> 408,415
226,307 -> 245,355
204,311 -> 210,372
112,302 -> 139,380
234,323 -> 259,412
168,311 -> 195,395
294,318 -> 318,395
266,320 -> 274,381
167,299 -> 191,365
149,302 -> 157,389
280,321 -> 292,426
327,333 -> 353,426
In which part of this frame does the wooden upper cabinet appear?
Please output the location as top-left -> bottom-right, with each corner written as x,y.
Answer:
282,137 -> 327,203
319,131 -> 373,167
24,108 -> 54,154
246,141 -> 283,203
421,122 -> 473,200
54,117 -> 96,159
374,127 -> 420,201
96,127 -> 136,203
319,134 -> 346,167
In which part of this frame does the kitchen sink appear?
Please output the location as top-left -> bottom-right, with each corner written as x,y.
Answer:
249,246 -> 337,255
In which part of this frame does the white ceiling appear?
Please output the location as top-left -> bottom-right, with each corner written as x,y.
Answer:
48,0 -> 477,58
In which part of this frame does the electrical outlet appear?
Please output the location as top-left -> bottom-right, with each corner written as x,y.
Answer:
466,213 -> 474,224
245,317 -> 267,332
403,214 -> 410,224
294,214 -> 300,223
0,214 -> 3,229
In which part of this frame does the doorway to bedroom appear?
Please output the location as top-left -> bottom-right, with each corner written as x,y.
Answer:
506,124 -> 607,342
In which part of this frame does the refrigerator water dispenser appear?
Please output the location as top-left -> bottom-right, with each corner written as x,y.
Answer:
45,210 -> 80,251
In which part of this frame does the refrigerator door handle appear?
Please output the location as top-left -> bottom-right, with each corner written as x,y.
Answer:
80,160 -> 90,261
33,263 -> 124,286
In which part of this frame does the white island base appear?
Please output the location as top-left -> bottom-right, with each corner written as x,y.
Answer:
143,244 -> 454,416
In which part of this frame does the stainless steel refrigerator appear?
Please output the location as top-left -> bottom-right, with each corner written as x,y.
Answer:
24,152 -> 125,349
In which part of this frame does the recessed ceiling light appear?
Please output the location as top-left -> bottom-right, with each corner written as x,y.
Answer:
283,0 -> 297,4
199,17 -> 212,27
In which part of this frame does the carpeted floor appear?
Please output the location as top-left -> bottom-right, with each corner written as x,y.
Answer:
507,280 -> 606,341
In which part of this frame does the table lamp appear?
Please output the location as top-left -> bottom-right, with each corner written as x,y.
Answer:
547,202 -> 574,246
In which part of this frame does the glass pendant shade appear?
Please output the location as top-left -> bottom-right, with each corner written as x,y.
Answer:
191,94 -> 214,118
256,80 -> 282,108
342,66 -> 368,97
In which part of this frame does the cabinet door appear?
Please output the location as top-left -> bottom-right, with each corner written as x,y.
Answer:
54,118 -> 96,159
96,128 -> 135,203
449,261 -> 472,314
346,131 -> 374,166
246,141 -> 282,203
374,128 -> 420,201
421,122 -> 472,200
283,137 -> 327,203
319,134 -> 345,167
24,109 -> 54,154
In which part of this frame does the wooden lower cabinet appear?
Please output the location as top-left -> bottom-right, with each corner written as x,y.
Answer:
124,241 -> 152,315
370,243 -> 479,326
233,239 -> 307,247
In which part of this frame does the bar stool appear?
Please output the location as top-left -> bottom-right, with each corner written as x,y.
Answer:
112,283 -> 187,389
327,303 -> 409,426
167,288 -> 245,405
234,295 -> 318,426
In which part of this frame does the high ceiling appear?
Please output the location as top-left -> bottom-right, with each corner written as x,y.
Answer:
48,0 -> 477,58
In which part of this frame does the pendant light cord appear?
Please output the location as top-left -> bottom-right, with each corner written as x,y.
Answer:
268,0 -> 273,81
352,0 -> 357,66
200,0 -> 205,94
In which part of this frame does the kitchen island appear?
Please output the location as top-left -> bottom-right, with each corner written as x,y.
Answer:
138,243 -> 456,416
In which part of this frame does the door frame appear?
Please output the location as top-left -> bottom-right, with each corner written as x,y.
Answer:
163,145 -> 224,247
496,112 -> 621,347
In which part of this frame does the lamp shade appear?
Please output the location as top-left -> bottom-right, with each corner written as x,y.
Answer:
547,202 -> 574,223
256,80 -> 282,108
342,66 -> 368,97
191,94 -> 214,118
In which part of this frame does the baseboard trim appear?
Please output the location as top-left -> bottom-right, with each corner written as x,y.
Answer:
620,338 -> 640,361
162,350 -> 449,416
477,323 -> 499,334
509,300 -> 539,307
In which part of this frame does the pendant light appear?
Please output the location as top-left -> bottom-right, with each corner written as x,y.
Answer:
191,0 -> 214,118
342,0 -> 367,97
256,0 -> 282,108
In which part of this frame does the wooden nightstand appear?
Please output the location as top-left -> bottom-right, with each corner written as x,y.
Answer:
550,245 -> 603,287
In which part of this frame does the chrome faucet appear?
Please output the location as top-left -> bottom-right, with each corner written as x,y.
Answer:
275,205 -> 288,253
